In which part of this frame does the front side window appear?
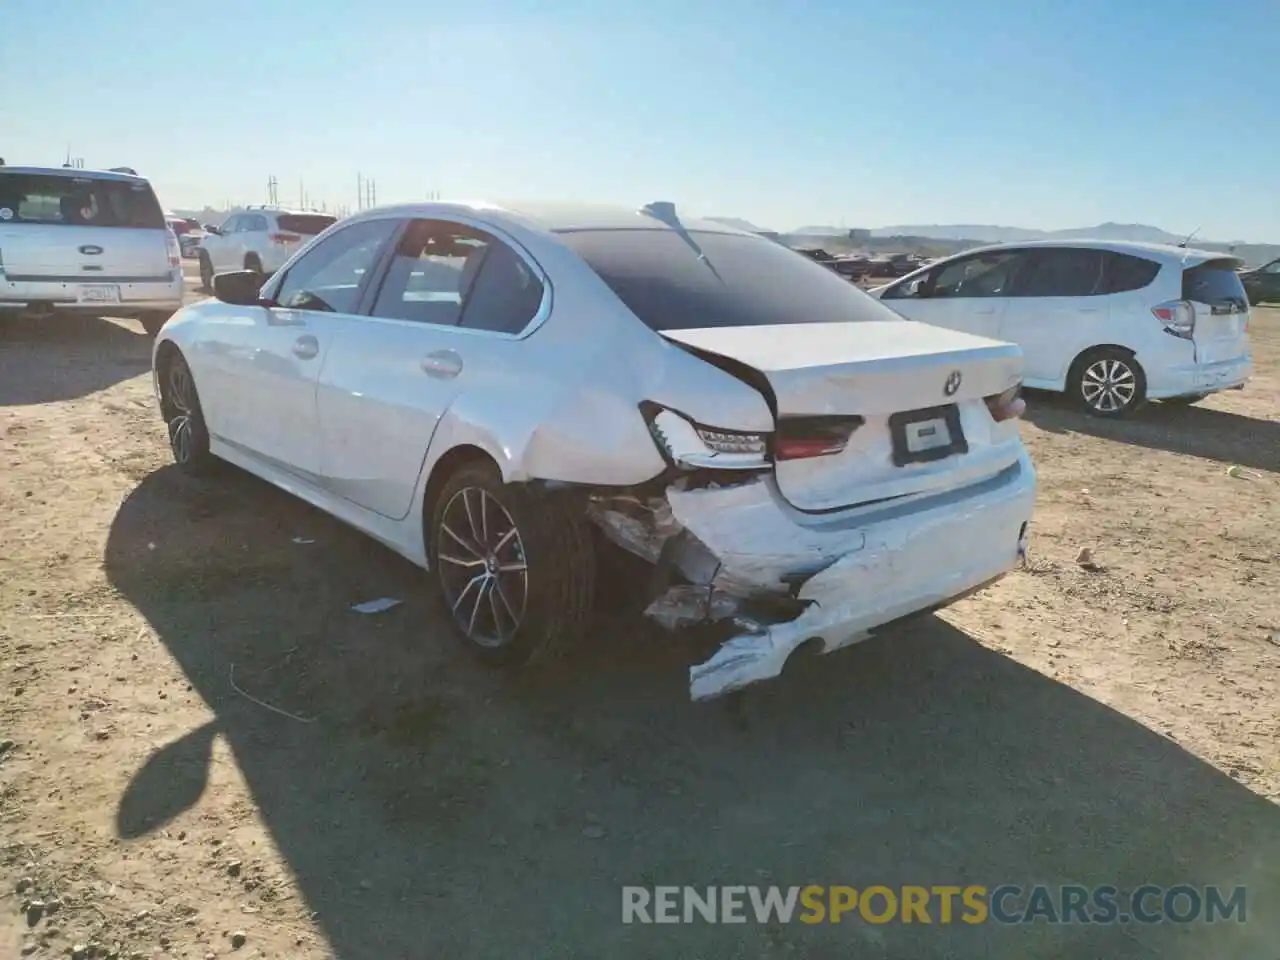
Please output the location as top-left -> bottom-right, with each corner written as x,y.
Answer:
273,218 -> 399,314
1261,259 -> 1280,275
929,251 -> 1026,299
555,228 -> 902,331
1014,249 -> 1107,298
0,173 -> 164,229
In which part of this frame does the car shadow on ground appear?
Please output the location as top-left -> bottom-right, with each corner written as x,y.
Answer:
1024,391 -> 1280,475
0,314 -> 152,405
105,467 -> 1280,959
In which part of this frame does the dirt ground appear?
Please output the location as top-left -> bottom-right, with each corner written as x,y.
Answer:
1,284 -> 1278,958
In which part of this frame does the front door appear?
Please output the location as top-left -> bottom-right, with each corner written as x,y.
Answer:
227,216 -> 402,480
878,249 -> 1028,340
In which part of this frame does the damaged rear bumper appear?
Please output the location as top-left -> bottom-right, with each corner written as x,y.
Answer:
590,453 -> 1036,701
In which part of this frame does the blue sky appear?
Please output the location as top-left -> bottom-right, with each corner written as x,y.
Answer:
3,0 -> 1277,240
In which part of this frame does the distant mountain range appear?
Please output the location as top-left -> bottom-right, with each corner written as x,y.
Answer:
786,221 -> 1266,247
707,218 -> 1277,265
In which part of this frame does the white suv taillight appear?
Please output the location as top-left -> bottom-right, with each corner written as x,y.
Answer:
1152,299 -> 1195,340
165,230 -> 182,268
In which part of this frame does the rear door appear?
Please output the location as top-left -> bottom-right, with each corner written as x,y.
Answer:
316,218 -> 547,519
0,170 -> 171,285
1182,259 -> 1250,365
998,247 -> 1109,385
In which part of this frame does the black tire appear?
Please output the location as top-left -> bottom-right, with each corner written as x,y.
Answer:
244,253 -> 264,275
1069,347 -> 1147,418
138,311 -> 170,337
429,462 -> 595,667
198,252 -> 214,292
157,349 -> 218,476
1161,393 -> 1209,406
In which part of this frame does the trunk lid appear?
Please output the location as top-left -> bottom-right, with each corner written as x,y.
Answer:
1182,259 -> 1251,365
662,320 -> 1026,511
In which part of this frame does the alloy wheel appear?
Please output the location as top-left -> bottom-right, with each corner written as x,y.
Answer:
166,360 -> 198,464
1081,358 -> 1137,414
436,487 -> 529,648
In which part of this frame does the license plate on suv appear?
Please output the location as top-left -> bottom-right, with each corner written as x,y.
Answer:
77,284 -> 121,304
888,404 -> 968,466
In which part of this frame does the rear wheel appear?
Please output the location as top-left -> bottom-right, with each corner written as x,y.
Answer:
429,462 -> 595,666
158,349 -> 217,475
244,253 -> 264,275
1070,347 -> 1146,418
198,252 -> 214,292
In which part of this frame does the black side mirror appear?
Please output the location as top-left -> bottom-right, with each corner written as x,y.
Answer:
212,270 -> 268,306
203,224 -> 222,235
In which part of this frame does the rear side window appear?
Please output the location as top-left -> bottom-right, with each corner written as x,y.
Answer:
1182,261 -> 1248,306
556,228 -> 901,331
1102,252 -> 1161,293
277,214 -> 337,235
458,240 -> 545,334
1014,249 -> 1106,297
0,173 -> 164,228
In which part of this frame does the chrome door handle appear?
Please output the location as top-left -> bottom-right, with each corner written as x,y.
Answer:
421,350 -> 463,379
292,335 -> 320,360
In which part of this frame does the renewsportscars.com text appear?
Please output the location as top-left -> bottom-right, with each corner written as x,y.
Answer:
621,885 -> 1247,925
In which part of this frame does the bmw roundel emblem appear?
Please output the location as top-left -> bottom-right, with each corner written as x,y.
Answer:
943,370 -> 962,397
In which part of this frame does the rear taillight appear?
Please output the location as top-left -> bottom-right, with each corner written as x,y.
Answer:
269,232 -> 301,245
775,416 -> 865,461
1152,299 -> 1195,339
985,383 -> 1026,422
165,231 -> 181,268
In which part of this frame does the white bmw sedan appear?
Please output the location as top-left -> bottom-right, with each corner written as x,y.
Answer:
150,200 -> 1036,700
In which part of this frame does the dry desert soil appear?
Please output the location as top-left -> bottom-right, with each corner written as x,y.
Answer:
1,285 -> 1278,958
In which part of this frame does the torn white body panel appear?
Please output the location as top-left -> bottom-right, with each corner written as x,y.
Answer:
686,453 -> 1036,699
591,454 -> 1036,702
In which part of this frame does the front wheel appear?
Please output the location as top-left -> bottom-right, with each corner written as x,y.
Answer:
1071,348 -> 1147,418
158,350 -> 218,475
429,463 -> 596,666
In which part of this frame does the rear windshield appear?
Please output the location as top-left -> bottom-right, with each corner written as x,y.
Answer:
277,214 -> 337,235
1182,261 -> 1248,306
555,228 -> 901,331
0,172 -> 165,229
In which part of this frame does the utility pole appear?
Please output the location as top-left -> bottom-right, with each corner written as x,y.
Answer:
267,175 -> 279,206
356,172 -> 363,211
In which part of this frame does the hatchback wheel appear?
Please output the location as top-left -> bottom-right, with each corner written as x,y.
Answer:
159,351 -> 217,475
1071,348 -> 1146,418
138,311 -> 170,337
430,463 -> 595,666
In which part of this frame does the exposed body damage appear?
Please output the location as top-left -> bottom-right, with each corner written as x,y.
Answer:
589,452 -> 1036,701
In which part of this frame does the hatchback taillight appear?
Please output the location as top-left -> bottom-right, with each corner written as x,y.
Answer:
1152,299 -> 1195,339
985,383 -> 1026,422
269,232 -> 301,245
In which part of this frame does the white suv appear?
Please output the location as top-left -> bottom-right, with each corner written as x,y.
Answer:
871,240 -> 1252,417
197,207 -> 336,289
0,165 -> 184,335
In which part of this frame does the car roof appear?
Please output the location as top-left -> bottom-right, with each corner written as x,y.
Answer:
0,165 -> 150,184
947,238 -> 1238,267
344,200 -> 750,236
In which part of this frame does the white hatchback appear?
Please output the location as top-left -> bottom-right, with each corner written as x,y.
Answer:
870,240 -> 1252,417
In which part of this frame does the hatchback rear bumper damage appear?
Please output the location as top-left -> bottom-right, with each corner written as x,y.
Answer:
589,453 -> 1036,701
